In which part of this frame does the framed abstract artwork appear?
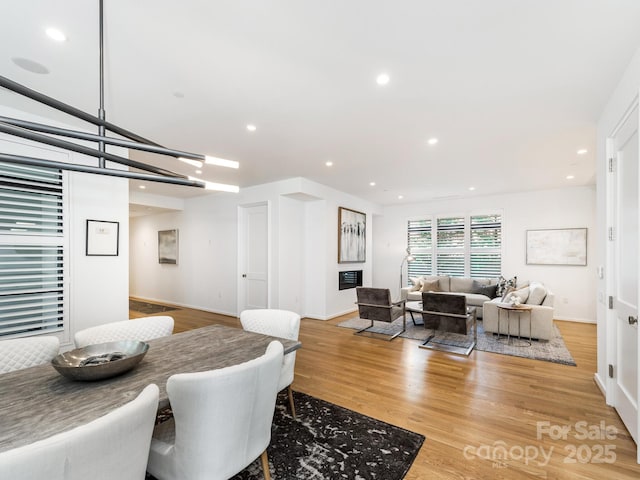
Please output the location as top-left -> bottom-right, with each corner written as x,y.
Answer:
86,219 -> 119,256
338,207 -> 366,263
526,228 -> 587,266
158,229 -> 179,264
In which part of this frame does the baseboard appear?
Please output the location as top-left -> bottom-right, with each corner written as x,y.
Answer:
304,307 -> 358,321
130,296 -> 359,321
554,316 -> 596,324
130,295 -> 237,318
594,373 -> 607,398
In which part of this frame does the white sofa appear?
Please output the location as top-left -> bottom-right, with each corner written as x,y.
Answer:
482,282 -> 555,340
400,275 -> 500,319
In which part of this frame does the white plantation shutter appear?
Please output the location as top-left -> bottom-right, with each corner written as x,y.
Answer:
0,162 -> 65,338
470,214 -> 502,278
407,219 -> 432,280
436,217 -> 465,276
406,213 -> 502,280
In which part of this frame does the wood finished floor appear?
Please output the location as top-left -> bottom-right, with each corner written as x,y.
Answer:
130,300 -> 640,479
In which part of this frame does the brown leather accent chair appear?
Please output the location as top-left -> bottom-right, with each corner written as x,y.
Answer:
355,287 -> 406,340
422,292 -> 473,335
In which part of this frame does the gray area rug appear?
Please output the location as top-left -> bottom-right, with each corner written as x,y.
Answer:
129,299 -> 180,315
338,316 -> 577,366
147,391 -> 424,480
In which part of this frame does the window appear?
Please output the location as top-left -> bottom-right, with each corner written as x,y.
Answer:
407,219 -> 432,278
470,214 -> 502,278
436,216 -> 465,276
406,213 -> 502,283
0,162 -> 65,338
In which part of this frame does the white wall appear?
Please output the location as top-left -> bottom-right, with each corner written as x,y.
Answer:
596,45 -> 640,396
68,172 -> 129,341
373,186 -> 597,322
0,106 -> 129,349
129,177 -> 380,319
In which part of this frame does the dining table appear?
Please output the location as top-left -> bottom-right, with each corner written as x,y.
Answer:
0,324 -> 301,453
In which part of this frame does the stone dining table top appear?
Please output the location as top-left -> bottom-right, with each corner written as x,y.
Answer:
0,324 -> 301,453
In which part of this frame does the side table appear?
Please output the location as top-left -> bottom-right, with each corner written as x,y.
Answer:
496,303 -> 533,346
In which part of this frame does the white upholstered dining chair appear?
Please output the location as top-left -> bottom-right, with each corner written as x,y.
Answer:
146,341 -> 284,480
0,384 -> 159,480
0,336 -> 60,374
74,316 -> 174,348
240,308 -> 301,417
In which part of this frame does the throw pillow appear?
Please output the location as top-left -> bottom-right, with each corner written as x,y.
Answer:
472,280 -> 498,298
526,282 -> 547,305
500,286 -> 515,302
495,275 -> 517,297
504,286 -> 530,304
408,277 -> 423,292
420,279 -> 441,292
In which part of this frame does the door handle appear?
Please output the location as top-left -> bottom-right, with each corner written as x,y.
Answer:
242,274 -> 247,278
629,316 -> 638,325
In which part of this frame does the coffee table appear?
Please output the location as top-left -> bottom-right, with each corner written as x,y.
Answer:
406,301 -> 477,356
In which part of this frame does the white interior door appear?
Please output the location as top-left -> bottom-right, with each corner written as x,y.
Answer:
239,203 -> 268,312
611,102 -> 639,454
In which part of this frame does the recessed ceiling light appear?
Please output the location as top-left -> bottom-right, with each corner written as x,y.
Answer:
325,161 -> 333,167
195,170 -> 202,174
45,27 -> 67,42
246,124 -> 257,132
427,138 -> 439,145
577,149 -> 588,155
566,175 -> 575,180
398,195 -> 404,199
11,57 -> 49,74
468,186 -> 475,191
369,182 -> 376,186
138,185 -> 146,189
376,73 -> 390,86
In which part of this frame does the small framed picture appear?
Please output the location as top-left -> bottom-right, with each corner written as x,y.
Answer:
158,229 -> 179,264
86,220 -> 119,256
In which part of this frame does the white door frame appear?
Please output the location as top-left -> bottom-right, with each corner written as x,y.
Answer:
237,201 -> 272,315
605,93 -> 640,462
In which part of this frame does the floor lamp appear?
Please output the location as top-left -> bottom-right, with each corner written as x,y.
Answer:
399,248 -> 415,292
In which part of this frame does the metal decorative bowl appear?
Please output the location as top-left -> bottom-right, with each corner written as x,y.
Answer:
51,340 -> 149,381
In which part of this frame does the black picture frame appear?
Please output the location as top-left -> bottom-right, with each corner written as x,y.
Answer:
86,219 -> 119,256
338,207 -> 366,263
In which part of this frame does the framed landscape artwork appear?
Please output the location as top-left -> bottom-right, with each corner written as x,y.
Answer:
86,219 -> 119,256
158,229 -> 179,264
526,228 -> 587,266
338,207 -> 366,263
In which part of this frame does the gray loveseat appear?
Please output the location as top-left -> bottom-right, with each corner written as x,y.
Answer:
400,275 -> 499,319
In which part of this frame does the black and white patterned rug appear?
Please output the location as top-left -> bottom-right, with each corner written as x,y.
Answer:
147,391 -> 424,480
338,317 -> 577,366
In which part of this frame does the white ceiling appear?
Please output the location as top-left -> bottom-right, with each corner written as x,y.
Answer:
3,1 -> 640,206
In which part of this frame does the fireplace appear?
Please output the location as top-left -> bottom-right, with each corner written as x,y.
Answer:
338,270 -> 363,290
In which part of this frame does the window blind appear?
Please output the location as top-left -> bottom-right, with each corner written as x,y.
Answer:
0,162 -> 64,338
406,213 -> 502,280
407,220 -> 432,280
437,216 -> 465,249
470,214 -> 501,278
